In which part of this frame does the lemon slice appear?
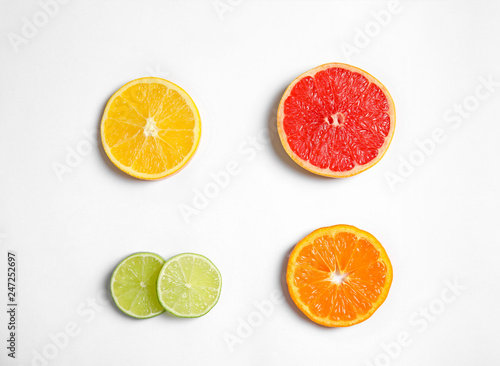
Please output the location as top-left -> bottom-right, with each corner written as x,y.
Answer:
101,77 -> 201,180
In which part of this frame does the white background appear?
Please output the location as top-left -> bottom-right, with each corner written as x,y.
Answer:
1,0 -> 499,365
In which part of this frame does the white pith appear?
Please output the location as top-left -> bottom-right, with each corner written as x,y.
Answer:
144,117 -> 159,137
329,270 -> 348,284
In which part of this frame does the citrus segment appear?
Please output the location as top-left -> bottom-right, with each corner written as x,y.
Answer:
110,252 -> 165,319
277,63 -> 395,177
101,77 -> 201,180
286,225 -> 392,327
157,253 -> 222,318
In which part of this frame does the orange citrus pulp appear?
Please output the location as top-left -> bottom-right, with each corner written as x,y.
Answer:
287,225 -> 393,327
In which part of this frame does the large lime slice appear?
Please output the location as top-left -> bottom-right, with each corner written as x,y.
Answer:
110,252 -> 165,319
157,253 -> 222,318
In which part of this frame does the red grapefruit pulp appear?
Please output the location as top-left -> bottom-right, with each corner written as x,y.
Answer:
277,63 -> 396,177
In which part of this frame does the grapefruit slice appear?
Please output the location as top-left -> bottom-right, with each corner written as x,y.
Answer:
286,225 -> 393,327
101,77 -> 201,180
277,63 -> 395,177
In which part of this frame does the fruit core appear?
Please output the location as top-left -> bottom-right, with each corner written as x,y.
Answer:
144,117 -> 159,137
329,270 -> 348,284
326,112 -> 345,127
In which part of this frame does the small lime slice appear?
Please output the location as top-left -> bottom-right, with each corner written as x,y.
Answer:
110,252 -> 165,319
157,253 -> 222,318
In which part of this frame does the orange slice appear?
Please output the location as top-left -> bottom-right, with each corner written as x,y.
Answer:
277,63 -> 396,177
101,77 -> 201,180
286,225 -> 393,327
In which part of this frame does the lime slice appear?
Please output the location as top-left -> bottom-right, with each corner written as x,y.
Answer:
157,253 -> 222,318
110,252 -> 165,319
